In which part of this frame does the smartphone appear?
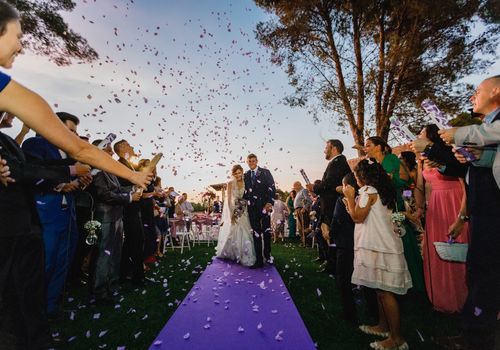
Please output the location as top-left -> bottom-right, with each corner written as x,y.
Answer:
455,147 -> 477,162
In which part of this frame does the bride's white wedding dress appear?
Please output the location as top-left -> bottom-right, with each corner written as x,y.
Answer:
215,180 -> 256,266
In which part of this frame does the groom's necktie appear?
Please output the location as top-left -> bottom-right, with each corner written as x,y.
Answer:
251,170 -> 256,184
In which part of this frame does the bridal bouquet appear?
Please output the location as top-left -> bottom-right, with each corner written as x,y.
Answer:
84,219 -> 102,245
232,199 -> 247,223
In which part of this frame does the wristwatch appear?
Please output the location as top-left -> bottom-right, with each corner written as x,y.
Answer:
458,215 -> 470,222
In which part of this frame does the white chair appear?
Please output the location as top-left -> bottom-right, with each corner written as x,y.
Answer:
164,219 -> 191,254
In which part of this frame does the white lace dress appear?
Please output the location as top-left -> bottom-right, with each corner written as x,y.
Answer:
351,185 -> 412,295
215,181 -> 256,266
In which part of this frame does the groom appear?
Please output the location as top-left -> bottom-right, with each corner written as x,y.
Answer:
244,153 -> 276,268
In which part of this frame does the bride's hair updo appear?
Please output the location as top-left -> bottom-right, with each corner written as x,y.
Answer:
232,164 -> 243,175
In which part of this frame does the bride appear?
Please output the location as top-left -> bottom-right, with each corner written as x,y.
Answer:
215,164 -> 256,266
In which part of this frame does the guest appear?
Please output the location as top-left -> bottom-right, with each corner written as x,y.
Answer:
0,112 -> 81,348
213,195 -> 223,213
286,190 -> 297,238
332,172 -> 358,325
399,151 -> 417,186
137,159 -> 158,265
114,140 -> 145,286
176,192 -> 194,232
68,136 -> 94,287
307,139 -> 351,270
88,141 -> 141,303
153,176 -> 168,257
22,112 -> 91,317
416,125 -> 470,313
415,76 -> 500,349
271,194 -> 288,243
344,159 -> 411,350
364,136 -> 425,293
293,181 -> 312,246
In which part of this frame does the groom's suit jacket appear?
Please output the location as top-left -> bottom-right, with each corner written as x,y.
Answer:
243,166 -> 276,211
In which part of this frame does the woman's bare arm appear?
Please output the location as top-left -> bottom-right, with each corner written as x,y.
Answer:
0,80 -> 151,188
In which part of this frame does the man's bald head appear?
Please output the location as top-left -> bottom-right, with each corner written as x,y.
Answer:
471,75 -> 500,115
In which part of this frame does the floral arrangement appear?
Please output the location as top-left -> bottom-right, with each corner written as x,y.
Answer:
232,198 -> 247,223
84,219 -> 102,245
391,211 -> 406,237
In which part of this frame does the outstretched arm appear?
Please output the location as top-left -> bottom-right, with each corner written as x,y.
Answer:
0,80 -> 151,188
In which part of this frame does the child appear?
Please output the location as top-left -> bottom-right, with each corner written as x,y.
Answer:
331,172 -> 358,325
343,159 -> 412,350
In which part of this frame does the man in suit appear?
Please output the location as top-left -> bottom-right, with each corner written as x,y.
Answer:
244,153 -> 276,268
22,112 -> 91,318
113,139 -> 145,285
414,76 -> 500,350
0,112 -> 86,348
89,140 -> 141,303
307,139 -> 351,270
293,181 -> 312,246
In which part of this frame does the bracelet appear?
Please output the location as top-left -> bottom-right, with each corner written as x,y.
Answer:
458,214 -> 470,222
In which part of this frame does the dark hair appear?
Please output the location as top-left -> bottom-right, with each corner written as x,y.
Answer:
422,124 -> 444,145
328,139 -> 344,154
247,153 -> 257,160
232,164 -> 243,174
138,159 -> 150,169
399,151 -> 417,171
0,1 -> 19,36
113,139 -> 128,154
367,136 -> 392,154
342,172 -> 359,194
56,112 -> 80,126
354,159 -> 396,210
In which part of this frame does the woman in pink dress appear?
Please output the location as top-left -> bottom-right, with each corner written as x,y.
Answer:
416,124 -> 470,313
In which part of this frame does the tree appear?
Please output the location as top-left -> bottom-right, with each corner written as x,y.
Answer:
10,0 -> 98,65
255,0 -> 499,154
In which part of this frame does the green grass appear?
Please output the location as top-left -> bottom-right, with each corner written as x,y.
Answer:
50,241 -> 460,349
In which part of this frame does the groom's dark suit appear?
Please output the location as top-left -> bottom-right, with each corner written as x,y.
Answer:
244,166 -> 276,266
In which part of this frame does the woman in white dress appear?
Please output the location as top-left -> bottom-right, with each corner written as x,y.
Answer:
215,165 -> 256,266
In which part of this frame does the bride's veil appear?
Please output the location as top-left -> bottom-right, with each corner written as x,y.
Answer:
216,176 -> 238,252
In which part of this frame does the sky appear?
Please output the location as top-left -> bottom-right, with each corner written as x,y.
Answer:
3,0 -> 499,201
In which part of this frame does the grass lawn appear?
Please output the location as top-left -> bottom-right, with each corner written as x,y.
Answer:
46,240 -> 460,349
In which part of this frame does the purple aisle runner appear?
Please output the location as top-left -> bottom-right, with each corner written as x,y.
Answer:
149,258 -> 316,350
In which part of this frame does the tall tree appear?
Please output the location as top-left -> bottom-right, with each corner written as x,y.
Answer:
9,0 -> 98,65
255,0 -> 499,153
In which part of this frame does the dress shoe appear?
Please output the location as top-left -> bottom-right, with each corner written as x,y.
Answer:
250,263 -> 264,269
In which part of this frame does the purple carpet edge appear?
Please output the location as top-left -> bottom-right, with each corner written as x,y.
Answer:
149,258 -> 316,350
